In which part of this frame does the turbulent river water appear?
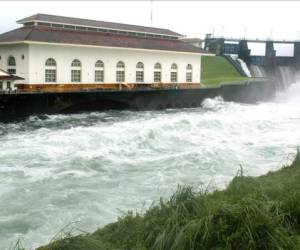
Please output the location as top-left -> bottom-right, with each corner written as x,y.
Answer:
1,83 -> 300,249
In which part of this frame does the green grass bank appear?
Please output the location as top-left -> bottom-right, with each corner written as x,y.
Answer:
201,56 -> 248,86
37,151 -> 300,250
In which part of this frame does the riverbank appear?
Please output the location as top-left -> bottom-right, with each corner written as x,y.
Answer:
37,150 -> 300,250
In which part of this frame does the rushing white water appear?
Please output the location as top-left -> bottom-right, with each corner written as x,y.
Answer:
279,66 -> 294,88
228,55 -> 252,77
237,58 -> 252,77
1,83 -> 300,249
250,65 -> 266,78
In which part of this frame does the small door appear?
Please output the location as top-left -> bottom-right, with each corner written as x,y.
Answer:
6,81 -> 11,90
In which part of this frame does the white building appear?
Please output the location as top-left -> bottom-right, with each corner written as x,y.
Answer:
0,14 -> 210,89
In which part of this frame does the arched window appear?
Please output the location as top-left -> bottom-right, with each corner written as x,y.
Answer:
71,59 -> 81,82
170,63 -> 178,83
154,63 -> 162,83
45,58 -> 57,82
95,60 -> 104,82
8,56 -> 16,66
186,64 -> 193,82
7,56 -> 16,75
136,62 -> 144,82
116,61 -> 125,82
71,59 -> 81,67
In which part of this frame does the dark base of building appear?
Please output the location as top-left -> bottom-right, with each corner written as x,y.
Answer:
0,80 -> 276,122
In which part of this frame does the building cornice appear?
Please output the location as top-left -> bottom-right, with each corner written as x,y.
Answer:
0,40 -> 213,56
0,41 -> 25,45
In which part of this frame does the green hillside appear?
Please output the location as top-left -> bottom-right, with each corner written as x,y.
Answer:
201,56 -> 248,86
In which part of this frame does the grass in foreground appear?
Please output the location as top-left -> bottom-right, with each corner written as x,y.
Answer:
38,151 -> 300,250
201,56 -> 249,86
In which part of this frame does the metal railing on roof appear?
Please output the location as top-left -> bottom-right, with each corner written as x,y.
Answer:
208,35 -> 299,43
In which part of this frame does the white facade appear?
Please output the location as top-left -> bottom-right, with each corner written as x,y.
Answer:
0,42 -> 202,84
0,44 -> 29,84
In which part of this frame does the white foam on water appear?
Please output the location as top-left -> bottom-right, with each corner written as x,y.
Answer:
1,83 -> 300,248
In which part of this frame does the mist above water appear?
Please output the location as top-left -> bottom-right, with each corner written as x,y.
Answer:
1,83 -> 300,249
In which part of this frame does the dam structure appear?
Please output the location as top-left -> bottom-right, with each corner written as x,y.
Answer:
204,35 -> 300,88
0,14 -> 297,121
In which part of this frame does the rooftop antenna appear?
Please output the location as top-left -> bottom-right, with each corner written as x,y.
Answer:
243,27 -> 247,39
151,0 -> 153,26
270,27 -> 273,40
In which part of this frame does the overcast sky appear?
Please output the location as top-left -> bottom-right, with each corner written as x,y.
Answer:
1,1 -> 300,42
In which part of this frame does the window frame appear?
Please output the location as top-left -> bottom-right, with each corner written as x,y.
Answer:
71,59 -> 82,83
45,58 -> 57,83
71,70 -> 81,82
95,70 -> 104,82
136,62 -> 144,83
154,63 -> 162,83
116,61 -> 125,82
170,63 -> 178,83
6,81 -> 11,90
7,56 -> 16,75
186,64 -> 193,83
95,60 -> 104,82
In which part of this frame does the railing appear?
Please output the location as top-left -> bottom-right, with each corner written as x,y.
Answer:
0,89 -> 17,94
208,36 -> 298,44
12,82 -> 203,94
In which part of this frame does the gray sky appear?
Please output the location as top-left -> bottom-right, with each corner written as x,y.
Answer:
1,1 -> 300,41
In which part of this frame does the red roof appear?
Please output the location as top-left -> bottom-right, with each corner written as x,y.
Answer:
17,13 -> 182,37
0,26 -> 209,54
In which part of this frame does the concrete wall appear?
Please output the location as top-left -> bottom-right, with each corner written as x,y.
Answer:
27,43 -> 201,84
0,79 -> 276,122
